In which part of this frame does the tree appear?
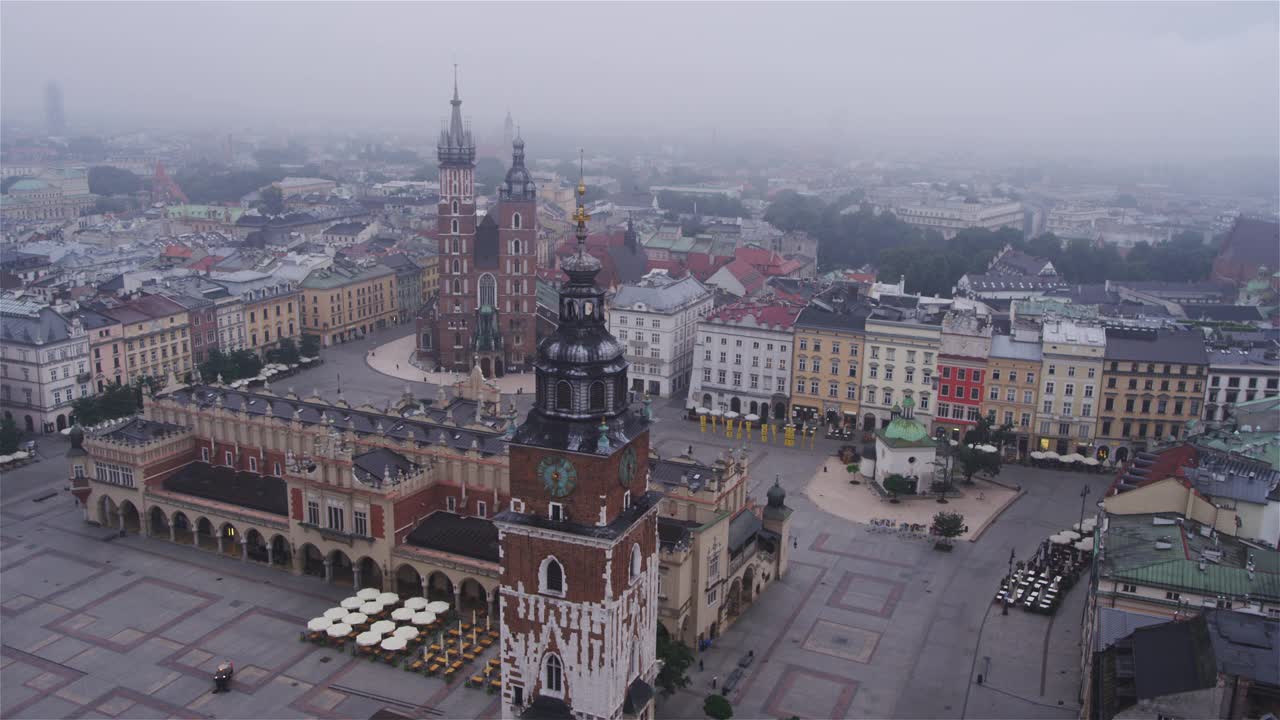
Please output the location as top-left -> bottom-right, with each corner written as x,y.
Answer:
71,381 -> 141,427
955,444 -> 1002,485
265,338 -> 300,365
703,694 -> 733,720
300,334 -> 321,357
0,415 -> 20,453
88,166 -> 142,195
655,624 -> 694,695
931,511 -> 966,545
257,185 -> 285,217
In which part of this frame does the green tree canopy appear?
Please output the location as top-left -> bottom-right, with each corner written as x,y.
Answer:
256,185 -> 285,217
0,414 -> 20,453
71,381 -> 142,427
931,511 -> 966,543
655,624 -> 694,695
88,166 -> 143,195
703,693 -> 733,720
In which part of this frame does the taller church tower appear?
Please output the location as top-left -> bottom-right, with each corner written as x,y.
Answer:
495,170 -> 661,720
434,67 -> 478,370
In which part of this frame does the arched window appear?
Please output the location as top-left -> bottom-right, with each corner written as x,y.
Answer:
512,239 -> 522,255
555,382 -> 572,411
451,199 -> 459,215
478,273 -> 497,308
629,543 -> 642,582
512,212 -> 522,230
589,381 -> 606,411
451,259 -> 461,274
450,219 -> 459,234
541,556 -> 565,595
544,653 -> 563,695
563,302 -> 577,321
451,279 -> 461,295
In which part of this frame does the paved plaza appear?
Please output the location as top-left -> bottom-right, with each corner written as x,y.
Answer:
2,330 -> 1100,719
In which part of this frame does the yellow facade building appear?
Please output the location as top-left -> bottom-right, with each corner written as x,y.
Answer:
300,260 -> 398,346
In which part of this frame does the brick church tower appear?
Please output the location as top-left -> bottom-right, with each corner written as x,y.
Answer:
433,68 -> 478,371
495,174 -> 661,720
427,72 -> 538,377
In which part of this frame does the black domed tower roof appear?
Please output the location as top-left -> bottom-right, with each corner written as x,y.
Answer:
510,165 -> 647,453
500,130 -> 536,202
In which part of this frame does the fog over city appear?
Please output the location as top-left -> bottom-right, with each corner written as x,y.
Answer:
3,1 -> 1277,163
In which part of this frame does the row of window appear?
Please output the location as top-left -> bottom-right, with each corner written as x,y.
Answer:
1045,364 -> 1096,378
1100,396 -> 1200,416
708,351 -> 789,371
1107,377 -> 1202,393
95,461 -> 135,488
701,368 -> 786,393
1108,361 -> 1203,375
1212,375 -> 1278,389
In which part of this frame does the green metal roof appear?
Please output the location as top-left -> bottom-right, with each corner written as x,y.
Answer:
1101,513 -> 1280,603
6,178 -> 48,192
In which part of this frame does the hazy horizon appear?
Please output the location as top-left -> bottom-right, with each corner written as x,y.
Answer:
2,2 -> 1277,164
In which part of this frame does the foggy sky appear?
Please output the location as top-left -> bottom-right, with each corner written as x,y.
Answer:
2,2 -> 1277,161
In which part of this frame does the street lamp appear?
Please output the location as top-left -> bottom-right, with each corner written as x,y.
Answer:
1002,547 -> 1015,615
1078,484 -> 1092,532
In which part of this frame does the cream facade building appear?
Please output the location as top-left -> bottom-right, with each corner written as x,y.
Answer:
858,305 -> 943,430
1035,320 -> 1105,455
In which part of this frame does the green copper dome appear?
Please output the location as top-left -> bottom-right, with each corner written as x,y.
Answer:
883,415 -> 927,443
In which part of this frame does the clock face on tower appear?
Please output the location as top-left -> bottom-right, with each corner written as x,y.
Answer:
538,456 -> 578,497
619,446 -> 638,487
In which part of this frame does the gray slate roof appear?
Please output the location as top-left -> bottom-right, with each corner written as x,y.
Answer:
611,275 -> 709,313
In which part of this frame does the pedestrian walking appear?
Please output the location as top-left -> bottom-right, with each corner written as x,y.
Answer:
712,675 -> 718,689
699,659 -> 704,672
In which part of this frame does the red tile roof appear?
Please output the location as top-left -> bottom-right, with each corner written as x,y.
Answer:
719,258 -> 767,295
706,301 -> 802,329
162,244 -> 193,258
187,255 -> 224,273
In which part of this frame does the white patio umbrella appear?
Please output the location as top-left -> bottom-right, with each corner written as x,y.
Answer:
307,617 -> 332,632
342,612 -> 368,626
745,413 -> 760,423
1061,529 -> 1081,540
380,637 -> 407,652
1030,451 -> 1045,460
391,607 -> 414,622
1075,536 -> 1095,552
393,626 -> 419,640
404,597 -> 428,611
710,409 -> 723,417
11,450 -> 27,459
356,631 -> 381,646
696,407 -> 708,415
323,607 -> 347,621
724,411 -> 739,419
370,620 -> 395,635
326,622 -> 352,638
357,588 -> 381,601
1050,533 -> 1070,545
411,611 -> 436,626
426,600 -> 450,614
1082,518 -> 1098,531
1043,451 -> 1061,460
359,602 -> 383,615
377,592 -> 399,605
1059,455 -> 1078,464
341,597 -> 364,610
0,455 -> 11,464
1082,457 -> 1100,466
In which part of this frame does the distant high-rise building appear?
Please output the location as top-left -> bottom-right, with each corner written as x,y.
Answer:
44,81 -> 65,137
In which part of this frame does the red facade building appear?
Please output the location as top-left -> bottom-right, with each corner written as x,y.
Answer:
934,312 -> 992,441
